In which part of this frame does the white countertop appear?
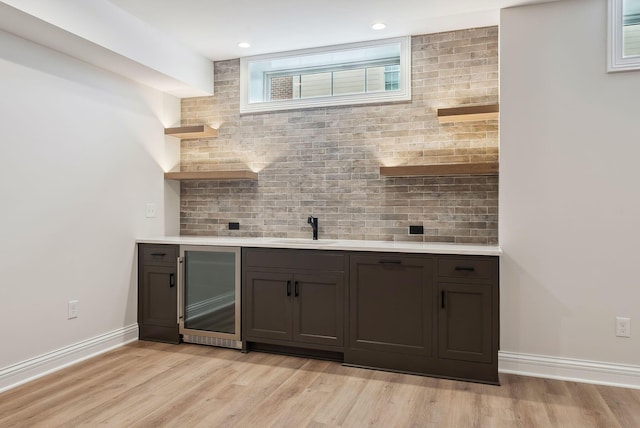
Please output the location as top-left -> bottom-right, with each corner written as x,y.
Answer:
136,236 -> 502,256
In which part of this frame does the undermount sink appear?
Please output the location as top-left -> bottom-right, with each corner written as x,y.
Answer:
269,239 -> 337,246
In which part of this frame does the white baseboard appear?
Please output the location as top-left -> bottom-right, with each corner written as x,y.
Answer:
3,331 -> 639,393
499,351 -> 640,390
0,324 -> 138,393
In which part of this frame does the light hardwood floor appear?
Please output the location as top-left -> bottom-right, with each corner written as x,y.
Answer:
1,341 -> 639,427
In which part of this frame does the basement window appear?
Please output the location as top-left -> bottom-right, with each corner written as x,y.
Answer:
240,37 -> 411,113
608,0 -> 640,71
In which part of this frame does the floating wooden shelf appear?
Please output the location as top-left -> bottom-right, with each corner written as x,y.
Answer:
164,171 -> 258,181
437,104 -> 499,123
380,162 -> 499,177
164,125 -> 217,139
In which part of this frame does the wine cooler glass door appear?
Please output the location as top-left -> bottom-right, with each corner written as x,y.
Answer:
179,246 -> 240,341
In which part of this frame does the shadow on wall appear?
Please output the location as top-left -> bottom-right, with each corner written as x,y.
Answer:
500,252 -> 568,356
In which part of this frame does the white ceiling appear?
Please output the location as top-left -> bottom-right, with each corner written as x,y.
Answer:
107,0 -> 558,61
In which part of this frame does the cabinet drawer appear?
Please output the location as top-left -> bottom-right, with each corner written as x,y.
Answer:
140,244 -> 178,265
438,257 -> 496,281
244,248 -> 344,271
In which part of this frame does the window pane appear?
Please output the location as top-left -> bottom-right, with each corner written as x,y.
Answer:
624,0 -> 640,57
384,65 -> 400,91
624,25 -> 640,56
292,75 -> 301,99
333,68 -> 366,96
300,72 -> 332,98
366,66 -> 385,93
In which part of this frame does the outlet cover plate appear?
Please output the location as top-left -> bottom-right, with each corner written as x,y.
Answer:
616,317 -> 631,337
145,203 -> 156,218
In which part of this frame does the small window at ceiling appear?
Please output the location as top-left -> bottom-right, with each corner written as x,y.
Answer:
623,0 -> 640,57
240,37 -> 411,113
608,0 -> 640,71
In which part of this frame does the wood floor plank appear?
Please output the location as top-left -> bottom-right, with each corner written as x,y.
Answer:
0,352 -> 163,427
229,358 -> 332,427
1,341 -> 639,428
596,383 -> 640,427
181,353 -> 314,427
506,374 -> 556,427
69,345 -> 242,427
310,364 -> 375,426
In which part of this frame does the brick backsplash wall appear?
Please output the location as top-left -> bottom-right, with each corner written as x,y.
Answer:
178,27 -> 498,244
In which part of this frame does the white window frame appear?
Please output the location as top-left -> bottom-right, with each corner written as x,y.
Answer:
240,37 -> 411,114
608,0 -> 640,72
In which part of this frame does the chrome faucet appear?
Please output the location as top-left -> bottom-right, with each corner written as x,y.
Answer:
307,216 -> 318,240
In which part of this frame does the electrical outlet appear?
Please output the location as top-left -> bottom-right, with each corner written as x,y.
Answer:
616,317 -> 630,337
68,300 -> 79,319
145,203 -> 156,218
409,225 -> 424,235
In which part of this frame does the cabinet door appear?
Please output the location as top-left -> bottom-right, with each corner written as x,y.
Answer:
138,265 -> 179,343
292,273 -> 344,347
438,282 -> 492,363
139,266 -> 177,327
349,254 -> 433,356
244,271 -> 293,341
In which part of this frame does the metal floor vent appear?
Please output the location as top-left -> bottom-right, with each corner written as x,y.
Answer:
183,334 -> 242,350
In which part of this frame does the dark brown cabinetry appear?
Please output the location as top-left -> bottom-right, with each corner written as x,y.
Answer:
244,271 -> 292,342
138,241 -> 499,383
346,252 -> 499,384
345,253 -> 435,375
437,256 -> 498,368
348,254 -> 434,356
242,248 -> 346,354
438,282 -> 492,363
138,244 -> 180,344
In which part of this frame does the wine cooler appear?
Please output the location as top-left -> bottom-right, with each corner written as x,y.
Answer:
177,245 -> 241,349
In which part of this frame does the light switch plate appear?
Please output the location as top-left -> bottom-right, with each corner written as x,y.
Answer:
68,300 -> 79,319
145,203 -> 156,218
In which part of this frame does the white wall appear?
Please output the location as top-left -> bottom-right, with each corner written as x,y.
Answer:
0,30 -> 179,370
500,0 -> 640,371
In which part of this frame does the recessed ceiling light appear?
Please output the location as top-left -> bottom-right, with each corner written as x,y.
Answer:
238,42 -> 251,48
372,23 -> 386,30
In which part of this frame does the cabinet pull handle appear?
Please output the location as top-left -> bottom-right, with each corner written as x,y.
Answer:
151,253 -> 167,257
455,266 -> 475,272
294,281 -> 299,297
286,280 -> 291,296
379,259 -> 402,265
441,290 -> 445,309
169,273 -> 175,287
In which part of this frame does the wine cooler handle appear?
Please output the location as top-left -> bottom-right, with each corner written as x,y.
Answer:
177,257 -> 183,323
